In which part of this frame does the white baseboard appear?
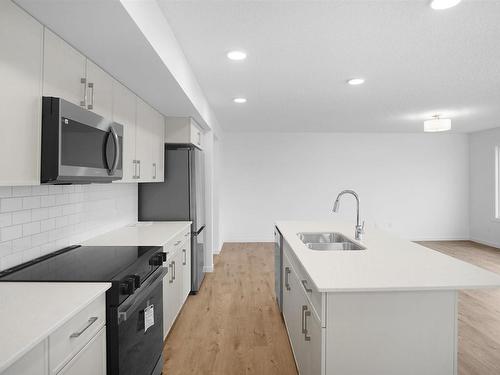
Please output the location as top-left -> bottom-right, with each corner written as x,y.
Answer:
470,237 -> 500,249
203,265 -> 214,273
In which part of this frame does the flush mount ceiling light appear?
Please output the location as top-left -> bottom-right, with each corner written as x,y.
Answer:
430,0 -> 461,10
233,97 -> 247,104
227,50 -> 247,61
424,115 -> 452,132
347,78 -> 365,85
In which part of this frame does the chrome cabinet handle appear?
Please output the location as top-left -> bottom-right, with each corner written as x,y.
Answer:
301,305 -> 307,334
301,280 -> 313,293
70,317 -> 98,338
137,160 -> 141,178
173,261 -> 176,280
182,249 -> 186,265
174,240 -> 181,246
184,232 -> 190,237
133,160 -> 137,179
153,163 -> 156,179
197,132 -> 201,146
304,309 -> 311,341
285,267 -> 291,291
169,262 -> 174,283
80,78 -> 87,107
87,82 -> 94,110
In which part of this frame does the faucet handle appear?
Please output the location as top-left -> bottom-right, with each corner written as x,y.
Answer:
361,220 -> 365,230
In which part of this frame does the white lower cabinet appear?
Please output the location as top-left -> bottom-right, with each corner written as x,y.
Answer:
56,327 -> 106,375
162,229 -> 192,339
283,250 -> 324,375
2,341 -> 48,375
1,293 -> 106,375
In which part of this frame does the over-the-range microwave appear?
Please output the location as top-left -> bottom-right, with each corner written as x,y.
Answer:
41,97 -> 123,184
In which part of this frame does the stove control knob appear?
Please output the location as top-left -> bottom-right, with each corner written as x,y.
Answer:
149,254 -> 163,267
132,274 -> 141,289
120,277 -> 136,295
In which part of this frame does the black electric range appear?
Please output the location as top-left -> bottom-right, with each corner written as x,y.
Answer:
0,245 -> 167,375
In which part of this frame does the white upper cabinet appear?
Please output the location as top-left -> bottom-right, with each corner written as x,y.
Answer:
112,80 -> 137,182
0,0 -> 43,186
136,99 -> 165,182
85,61 -> 113,119
165,117 -> 203,150
135,98 -> 154,182
43,28 -> 87,107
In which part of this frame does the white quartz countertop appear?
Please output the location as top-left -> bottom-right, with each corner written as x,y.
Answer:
0,282 -> 110,372
276,220 -> 500,293
83,221 -> 192,247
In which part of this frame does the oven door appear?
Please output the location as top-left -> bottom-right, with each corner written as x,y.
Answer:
117,270 -> 165,375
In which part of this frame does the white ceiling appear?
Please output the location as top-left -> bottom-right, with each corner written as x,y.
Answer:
159,0 -> 500,133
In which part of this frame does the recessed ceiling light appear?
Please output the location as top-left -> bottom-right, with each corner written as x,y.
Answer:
227,50 -> 247,61
233,97 -> 247,104
430,0 -> 461,10
424,115 -> 452,132
347,78 -> 365,85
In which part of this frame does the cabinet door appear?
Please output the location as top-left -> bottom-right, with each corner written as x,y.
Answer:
0,0 -> 43,186
181,242 -> 192,300
282,256 -> 304,371
43,28 -> 86,107
56,327 -> 106,375
163,258 -> 178,339
3,340 -> 48,375
304,306 -> 323,375
151,110 -> 165,182
190,122 -> 203,149
112,80 -> 137,182
86,61 -> 113,119
135,98 -> 154,182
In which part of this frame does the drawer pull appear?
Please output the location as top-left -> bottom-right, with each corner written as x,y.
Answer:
182,249 -> 187,265
174,240 -> 182,246
70,317 -> 98,338
301,280 -> 313,293
184,232 -> 190,237
285,267 -> 291,291
304,309 -> 311,342
301,305 -> 307,334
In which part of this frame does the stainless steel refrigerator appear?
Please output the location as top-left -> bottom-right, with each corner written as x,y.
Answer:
138,144 -> 205,293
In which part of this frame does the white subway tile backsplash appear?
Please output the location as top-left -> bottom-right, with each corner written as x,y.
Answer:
12,186 -> 32,197
0,183 -> 137,270
32,208 -> 49,221
23,222 -> 41,236
48,185 -> 63,195
40,218 -> 56,232
1,198 -> 23,212
1,225 -> 23,241
12,237 -> 31,253
41,195 -> 56,207
0,241 -> 12,258
0,187 -> 12,198
12,210 -> 32,225
22,196 -> 40,209
0,213 -> 12,228
31,185 -> 49,195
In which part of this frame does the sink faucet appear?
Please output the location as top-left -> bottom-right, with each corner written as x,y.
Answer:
332,190 -> 365,241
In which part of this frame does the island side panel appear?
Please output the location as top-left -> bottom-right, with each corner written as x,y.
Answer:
325,290 -> 457,375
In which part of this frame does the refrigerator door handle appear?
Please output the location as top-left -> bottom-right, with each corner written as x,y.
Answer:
192,225 -> 206,236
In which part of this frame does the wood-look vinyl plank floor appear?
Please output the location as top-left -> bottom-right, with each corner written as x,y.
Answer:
164,240 -> 500,375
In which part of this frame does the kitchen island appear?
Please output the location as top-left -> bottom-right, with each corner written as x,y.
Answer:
275,220 -> 500,375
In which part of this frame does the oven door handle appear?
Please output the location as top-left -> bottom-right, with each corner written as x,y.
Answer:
117,267 -> 166,323
108,126 -> 120,176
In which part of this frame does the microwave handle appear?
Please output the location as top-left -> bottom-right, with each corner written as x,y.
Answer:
109,126 -> 120,175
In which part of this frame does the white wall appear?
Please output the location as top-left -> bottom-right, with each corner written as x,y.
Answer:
221,132 -> 470,242
470,127 -> 500,248
0,183 -> 137,271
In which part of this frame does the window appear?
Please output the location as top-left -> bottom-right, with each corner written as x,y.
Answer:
496,146 -> 500,219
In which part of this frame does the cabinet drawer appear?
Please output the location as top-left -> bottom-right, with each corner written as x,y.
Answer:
49,294 -> 106,373
283,241 -> 325,325
165,227 -> 191,260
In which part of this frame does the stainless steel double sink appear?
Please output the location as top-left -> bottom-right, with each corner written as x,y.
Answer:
297,232 -> 366,251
